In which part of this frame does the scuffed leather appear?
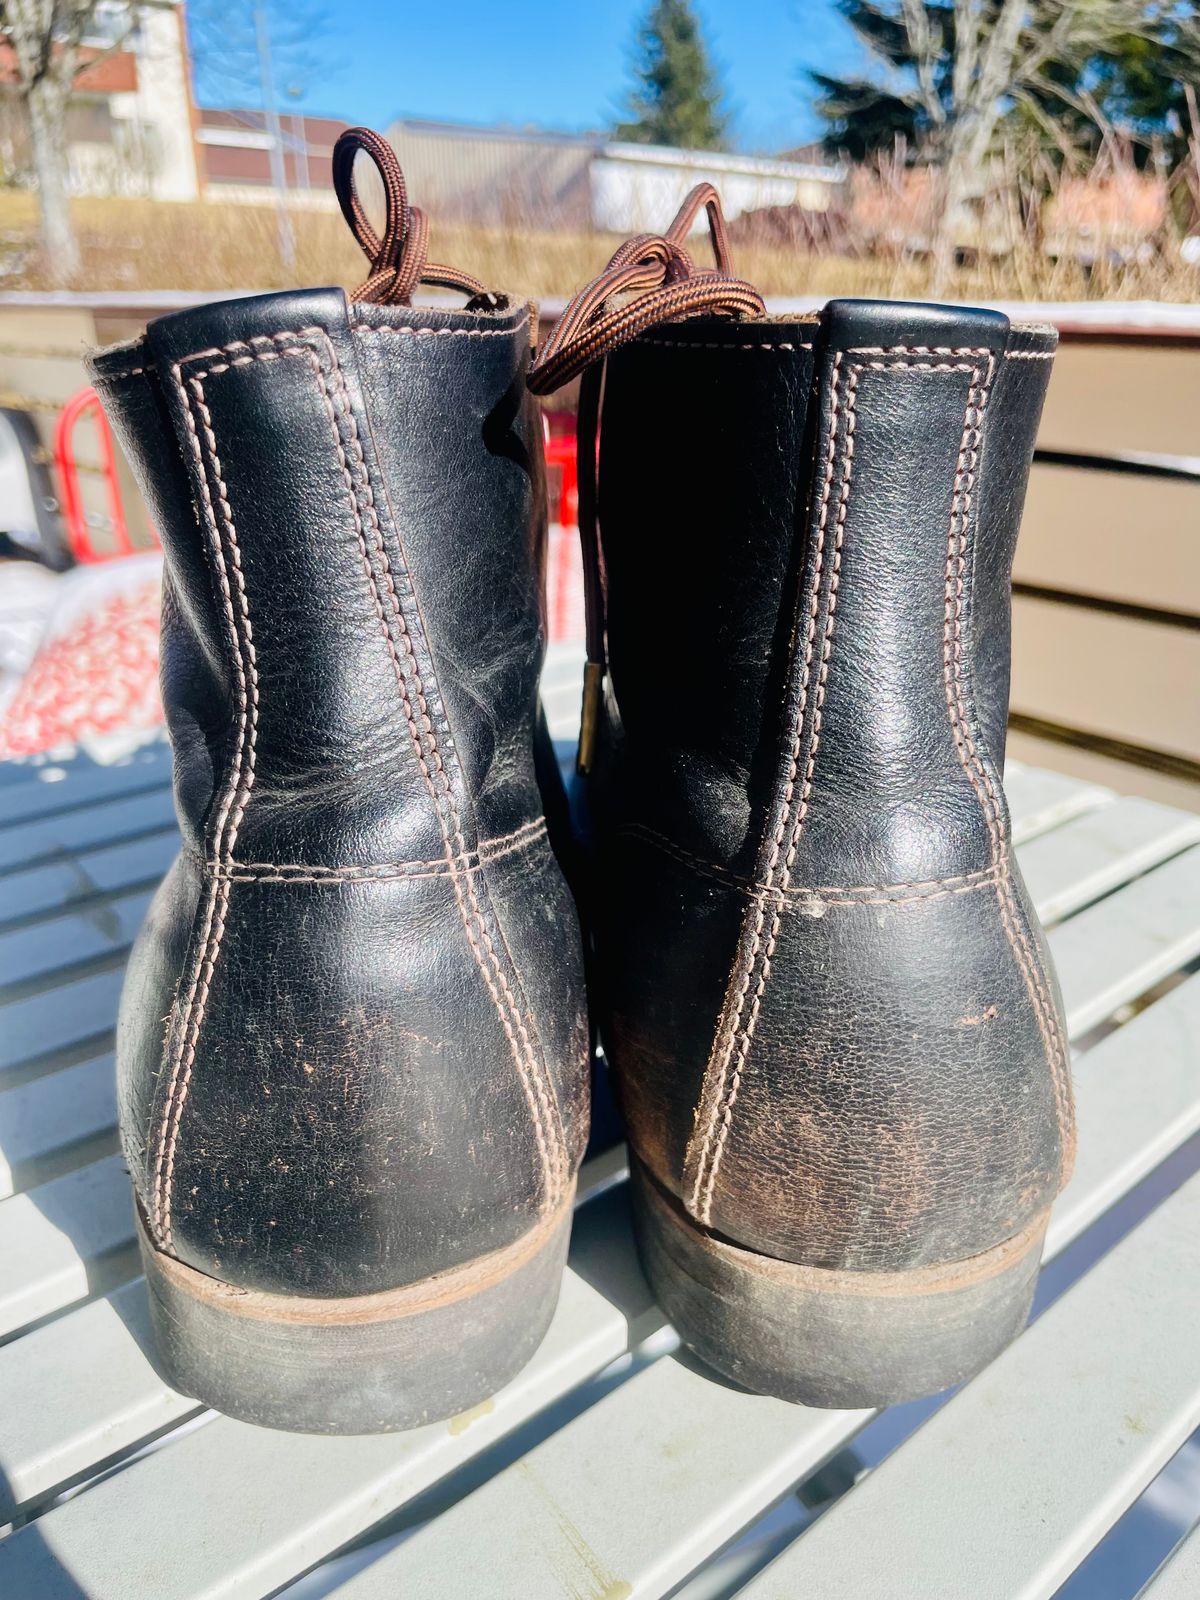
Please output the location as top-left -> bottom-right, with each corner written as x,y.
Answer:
590,300 -> 1073,1273
88,288 -> 588,1297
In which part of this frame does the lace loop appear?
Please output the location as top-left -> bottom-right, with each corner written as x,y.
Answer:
332,126 -> 487,305
528,182 -> 764,394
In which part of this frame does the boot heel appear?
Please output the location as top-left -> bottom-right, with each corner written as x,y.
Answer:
630,1157 -> 1046,1409
135,1186 -> 575,1434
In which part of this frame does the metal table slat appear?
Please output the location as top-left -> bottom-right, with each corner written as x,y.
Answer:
1016,796 -> 1200,927
0,1153 -> 137,1339
1005,767 -> 1112,843
1050,846 -> 1200,1035
1137,1521 -> 1200,1598
0,887 -> 155,989
0,784 -> 176,872
0,741 -> 170,829
740,1170 -> 1200,1600
0,1052 -> 117,1199
315,976 -> 1200,1600
0,827 -> 178,924
0,1186 -> 660,1600
0,967 -> 123,1083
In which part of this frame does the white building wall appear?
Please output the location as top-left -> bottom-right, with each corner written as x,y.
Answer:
590,144 -> 843,234
104,3 -> 198,200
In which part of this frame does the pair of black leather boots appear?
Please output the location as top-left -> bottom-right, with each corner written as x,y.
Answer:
90,130 -> 1074,1433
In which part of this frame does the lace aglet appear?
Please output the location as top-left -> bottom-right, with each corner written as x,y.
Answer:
576,662 -> 604,776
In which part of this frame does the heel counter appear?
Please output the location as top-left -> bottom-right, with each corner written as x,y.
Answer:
699,855 -> 1068,1270
125,838 -> 581,1298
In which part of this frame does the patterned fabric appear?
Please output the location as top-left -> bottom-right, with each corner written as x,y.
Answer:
0,554 -> 163,763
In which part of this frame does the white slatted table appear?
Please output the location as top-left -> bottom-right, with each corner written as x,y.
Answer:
2,647 -> 1199,1599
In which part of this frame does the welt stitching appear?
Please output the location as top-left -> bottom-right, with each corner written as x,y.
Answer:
153,361 -> 261,1249
940,358 -> 1072,1141
620,824 -> 998,899
316,332 -> 566,1203
685,349 -> 848,1224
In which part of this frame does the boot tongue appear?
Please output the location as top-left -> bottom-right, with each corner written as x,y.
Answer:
332,126 -> 490,306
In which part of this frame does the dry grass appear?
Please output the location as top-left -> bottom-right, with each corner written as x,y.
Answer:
0,186 -> 1198,303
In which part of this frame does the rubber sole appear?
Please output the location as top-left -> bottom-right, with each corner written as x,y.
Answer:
630,1157 -> 1048,1408
136,1185 -> 575,1434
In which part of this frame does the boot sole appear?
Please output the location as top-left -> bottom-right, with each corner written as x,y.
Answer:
135,1184 -> 575,1434
630,1156 -> 1047,1408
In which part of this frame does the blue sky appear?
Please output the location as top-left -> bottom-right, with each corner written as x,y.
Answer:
192,0 -> 867,154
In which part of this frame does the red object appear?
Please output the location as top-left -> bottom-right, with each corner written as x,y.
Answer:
543,430 -> 578,527
55,386 -> 144,563
542,426 -> 580,643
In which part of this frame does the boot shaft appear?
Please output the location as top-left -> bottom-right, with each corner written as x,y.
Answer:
92,290 -> 547,871
595,300 -> 1056,891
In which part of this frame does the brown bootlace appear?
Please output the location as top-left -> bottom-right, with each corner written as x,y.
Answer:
527,182 -> 764,393
527,184 -> 766,771
332,126 -> 488,304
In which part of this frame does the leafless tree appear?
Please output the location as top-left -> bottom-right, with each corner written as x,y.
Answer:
0,1 -> 140,282
890,1 -> 1174,290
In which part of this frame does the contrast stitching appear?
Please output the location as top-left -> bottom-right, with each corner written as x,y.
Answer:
315,332 -> 567,1207
1004,350 -> 1055,361
940,357 -> 1073,1145
153,359 -> 261,1249
860,359 -> 977,373
635,338 -> 812,352
686,350 -> 855,1226
96,361 -> 154,382
848,345 -> 992,356
620,823 -> 998,900
352,319 -> 528,341
175,329 -> 323,367
698,355 -> 855,1221
781,876 -> 999,909
204,817 -> 549,880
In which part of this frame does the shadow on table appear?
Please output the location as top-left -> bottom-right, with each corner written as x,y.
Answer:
0,1462 -> 91,1598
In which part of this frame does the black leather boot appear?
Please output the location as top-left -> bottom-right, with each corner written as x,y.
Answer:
86,131 -> 588,1433
533,217 -> 1074,1406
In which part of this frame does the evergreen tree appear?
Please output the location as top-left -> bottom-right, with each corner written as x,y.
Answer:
615,0 -> 730,152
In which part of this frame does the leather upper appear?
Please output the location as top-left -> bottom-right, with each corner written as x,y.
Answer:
589,299 -> 1074,1272
89,288 -> 588,1296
